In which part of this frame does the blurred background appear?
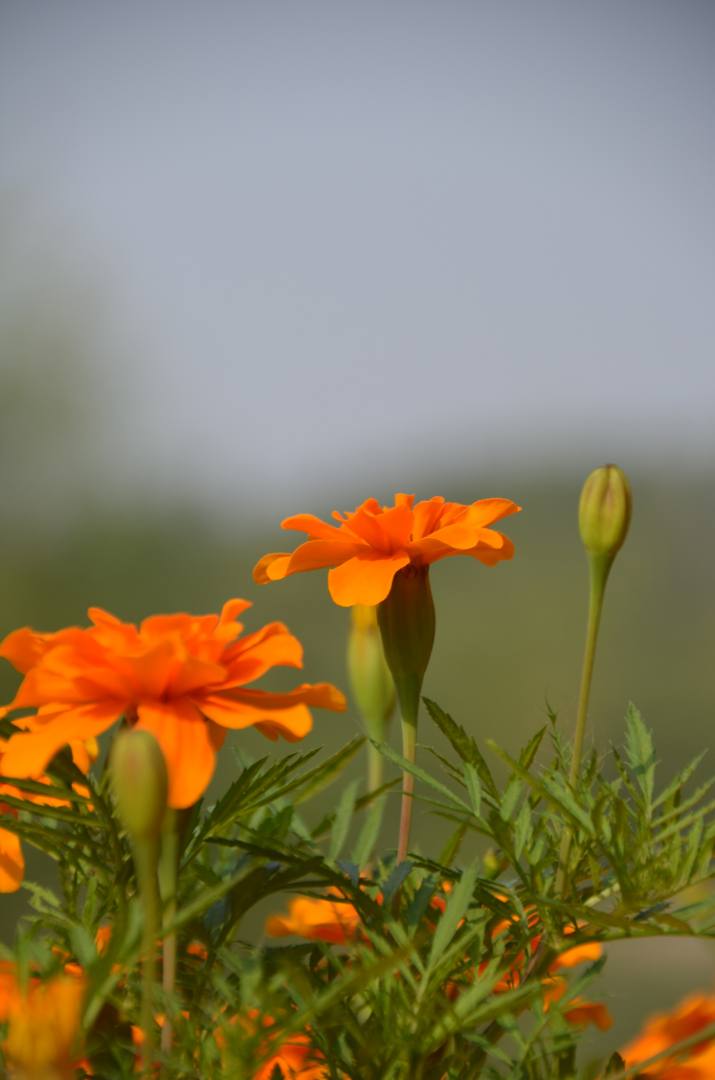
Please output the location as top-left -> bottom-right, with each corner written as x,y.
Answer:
1,0 -> 714,1061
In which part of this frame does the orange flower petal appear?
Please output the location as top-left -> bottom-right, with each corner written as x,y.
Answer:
253,552 -> 293,584
2,702 -> 123,777
200,698 -> 313,741
327,553 -> 410,606
281,513 -> 346,540
552,942 -> 603,970
0,827 -> 24,893
135,701 -> 222,809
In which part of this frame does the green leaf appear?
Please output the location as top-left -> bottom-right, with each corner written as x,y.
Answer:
519,725 -> 547,769
500,777 -> 522,822
371,741 -> 472,813
351,800 -> 385,868
292,737 -> 365,805
423,698 -> 499,798
463,764 -> 481,816
624,702 -> 656,811
427,860 -> 479,969
514,801 -> 532,861
329,780 -> 359,862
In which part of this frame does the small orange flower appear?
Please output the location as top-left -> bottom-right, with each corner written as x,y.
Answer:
217,1011 -> 330,1080
0,737 -> 95,893
254,493 -> 521,606
2,973 -> 87,1078
0,600 -> 346,809
619,993 -> 715,1077
265,892 -> 362,945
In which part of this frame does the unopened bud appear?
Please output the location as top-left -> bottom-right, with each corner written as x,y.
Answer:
579,464 -> 632,562
377,565 -> 436,725
347,605 -> 395,738
110,730 -> 167,841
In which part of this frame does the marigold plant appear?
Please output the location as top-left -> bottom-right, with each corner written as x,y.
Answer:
1,470 -> 714,1078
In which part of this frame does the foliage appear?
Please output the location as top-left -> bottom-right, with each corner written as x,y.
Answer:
2,696 -> 715,1078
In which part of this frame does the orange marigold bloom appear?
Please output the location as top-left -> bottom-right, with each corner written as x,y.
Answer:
253,493 -> 521,606
2,973 -> 86,1078
619,992 -> 715,1077
217,1012 -> 330,1080
265,892 -> 362,945
0,600 -> 346,809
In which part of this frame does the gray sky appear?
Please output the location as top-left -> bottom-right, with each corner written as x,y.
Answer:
1,1 -> 714,510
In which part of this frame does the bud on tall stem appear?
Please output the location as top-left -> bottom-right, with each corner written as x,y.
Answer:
557,465 -> 632,896
110,730 -> 168,1074
348,604 -> 395,794
378,565 -> 436,862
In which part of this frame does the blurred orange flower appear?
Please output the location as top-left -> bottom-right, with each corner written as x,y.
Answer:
1,972 -> 87,1078
619,992 -> 715,1077
0,600 -> 346,808
254,493 -> 520,606
216,1011 -> 330,1080
265,891 -> 362,945
0,736 -> 96,893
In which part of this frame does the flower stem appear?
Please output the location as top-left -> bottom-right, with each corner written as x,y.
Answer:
159,810 -> 179,1055
397,712 -> 417,863
134,836 -> 160,1076
377,566 -> 435,864
556,555 -> 611,895
367,740 -> 384,795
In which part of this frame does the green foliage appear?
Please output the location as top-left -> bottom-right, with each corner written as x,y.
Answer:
2,694 -> 714,1077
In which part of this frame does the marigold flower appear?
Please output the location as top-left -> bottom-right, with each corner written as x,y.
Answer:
217,1011 -> 330,1080
254,493 -> 520,606
2,973 -> 86,1079
619,992 -> 715,1077
0,600 -> 346,809
265,892 -> 362,945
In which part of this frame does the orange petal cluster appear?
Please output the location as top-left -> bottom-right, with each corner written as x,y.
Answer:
265,891 -> 363,945
254,493 -> 521,607
619,992 -> 715,1077
1,971 -> 87,1078
217,1011 -> 330,1080
0,736 -> 95,893
0,600 -> 346,809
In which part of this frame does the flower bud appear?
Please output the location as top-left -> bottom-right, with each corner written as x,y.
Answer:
377,565 -> 436,726
110,730 -> 168,841
578,464 -> 632,562
347,605 -> 395,738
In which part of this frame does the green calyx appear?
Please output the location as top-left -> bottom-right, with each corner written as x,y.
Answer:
377,564 -> 436,727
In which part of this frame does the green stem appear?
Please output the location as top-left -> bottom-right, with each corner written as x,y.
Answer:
159,809 -> 179,1055
556,555 -> 611,896
396,688 -> 419,863
367,737 -> 384,794
134,836 -> 160,1076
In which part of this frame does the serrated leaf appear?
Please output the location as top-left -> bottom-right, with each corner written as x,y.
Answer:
624,702 -> 656,811
653,750 -> 708,811
292,737 -> 365,805
518,726 -> 547,769
371,741 -> 472,813
423,698 -> 498,798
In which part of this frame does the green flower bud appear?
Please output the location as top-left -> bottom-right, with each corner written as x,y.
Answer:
378,564 -> 436,727
110,730 -> 168,841
578,464 -> 632,562
347,605 -> 395,739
